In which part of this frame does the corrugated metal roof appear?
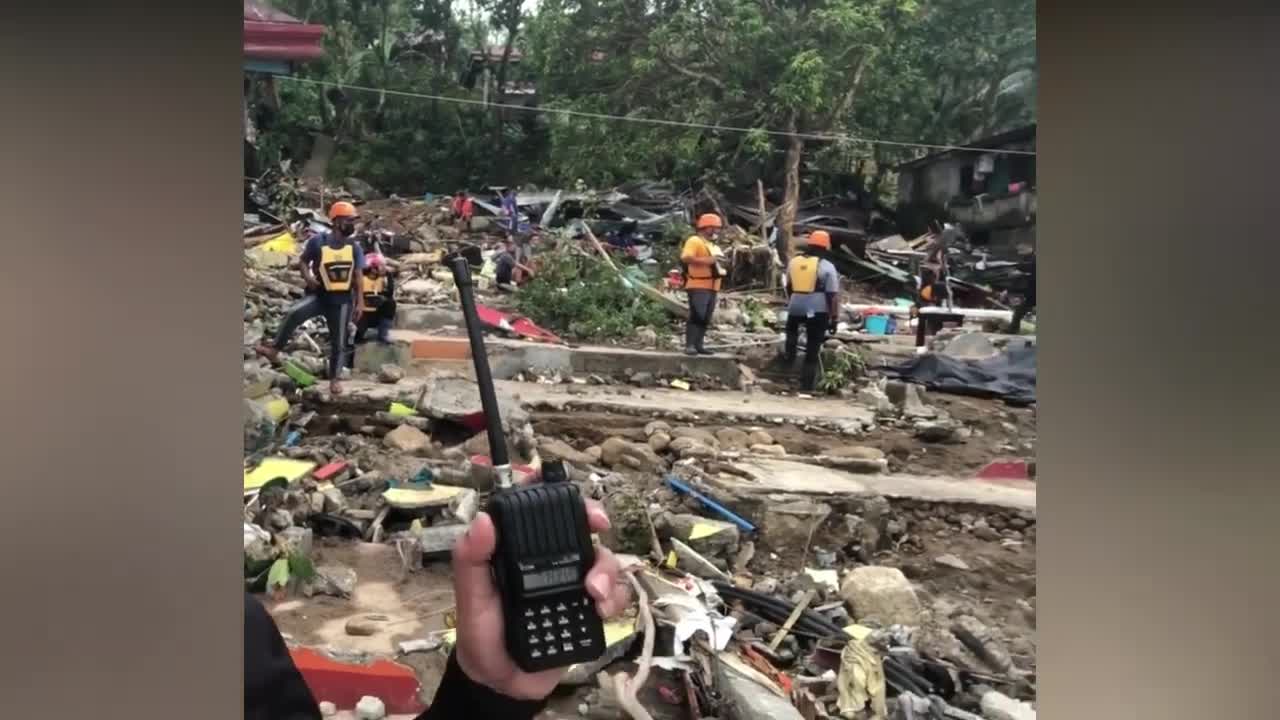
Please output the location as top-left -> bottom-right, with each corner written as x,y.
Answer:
244,1 -> 326,63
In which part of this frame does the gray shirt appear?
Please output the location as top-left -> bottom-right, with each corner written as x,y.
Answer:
785,256 -> 840,317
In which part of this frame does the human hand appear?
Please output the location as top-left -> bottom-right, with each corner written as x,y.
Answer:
451,499 -> 631,700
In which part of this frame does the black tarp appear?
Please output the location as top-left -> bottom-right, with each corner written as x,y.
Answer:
885,343 -> 1036,405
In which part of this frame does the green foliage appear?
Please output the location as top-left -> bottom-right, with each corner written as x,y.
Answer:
818,347 -> 867,394
514,247 -> 669,340
740,297 -> 771,332
266,557 -> 291,592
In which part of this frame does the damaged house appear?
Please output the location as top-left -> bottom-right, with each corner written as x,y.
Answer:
895,124 -> 1036,255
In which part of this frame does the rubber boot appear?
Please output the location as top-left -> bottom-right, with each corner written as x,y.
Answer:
800,360 -> 819,392
684,323 -> 699,356
695,325 -> 714,355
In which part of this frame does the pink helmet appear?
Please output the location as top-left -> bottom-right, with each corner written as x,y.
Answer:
366,253 -> 386,270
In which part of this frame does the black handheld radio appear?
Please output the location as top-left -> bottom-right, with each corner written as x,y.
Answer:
449,256 -> 607,672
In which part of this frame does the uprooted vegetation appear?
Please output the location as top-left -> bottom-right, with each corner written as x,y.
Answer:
514,246 -> 670,341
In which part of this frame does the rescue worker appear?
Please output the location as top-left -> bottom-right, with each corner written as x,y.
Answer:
256,201 -> 365,395
353,252 -> 396,345
679,213 -> 727,356
782,230 -> 840,391
1008,250 -> 1036,334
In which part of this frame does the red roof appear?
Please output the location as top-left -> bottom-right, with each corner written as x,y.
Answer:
244,1 -> 325,62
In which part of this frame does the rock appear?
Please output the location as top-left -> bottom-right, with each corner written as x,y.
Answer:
657,513 -> 740,556
733,540 -> 756,572
972,518 -> 1001,541
243,398 -> 276,454
669,538 -> 730,580
243,523 -> 276,573
346,615 -> 388,636
600,437 -> 666,472
630,371 -> 655,386
762,500 -> 831,550
585,445 -> 603,462
669,427 -> 720,448
599,489 -> 654,556
319,701 -> 337,717
647,432 -> 672,452
827,445 -> 885,461
749,443 -> 787,457
398,636 -> 444,654
418,524 -> 468,557
267,508 -> 294,532
714,427 -> 751,449
538,437 -> 597,467
716,307 -> 743,326
635,326 -> 659,347
301,565 -> 358,598
343,177 -> 383,201
716,661 -> 805,720
644,420 -> 672,436
935,554 -> 971,571
378,364 -> 405,383
915,420 -> 959,443
900,384 -> 936,419
670,436 -> 717,458
355,694 -> 387,720
980,691 -> 1036,720
952,615 -> 1013,673
941,332 -> 999,361
278,527 -> 313,559
839,566 -> 922,626
855,385 -> 895,415
321,487 -> 346,513
747,430 -> 774,446
753,577 -> 779,595
384,424 -> 431,454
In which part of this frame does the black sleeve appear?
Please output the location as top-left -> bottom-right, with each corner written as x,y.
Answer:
385,273 -> 396,297
244,593 -> 322,720
417,651 -> 547,720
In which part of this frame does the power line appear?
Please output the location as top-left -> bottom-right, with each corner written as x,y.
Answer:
270,75 -> 1037,158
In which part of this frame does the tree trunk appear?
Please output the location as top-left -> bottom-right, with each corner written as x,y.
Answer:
778,112 -> 804,262
492,26 -> 518,152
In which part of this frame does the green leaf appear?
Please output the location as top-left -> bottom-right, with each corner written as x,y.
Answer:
267,557 -> 291,591
288,553 -> 317,582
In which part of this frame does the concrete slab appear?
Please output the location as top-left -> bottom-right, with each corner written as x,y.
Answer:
714,458 -> 1036,511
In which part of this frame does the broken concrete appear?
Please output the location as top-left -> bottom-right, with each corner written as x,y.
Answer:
980,691 -> 1036,720
383,425 -> 431,454
760,500 -> 832,551
839,566 -> 923,626
656,512 -> 741,556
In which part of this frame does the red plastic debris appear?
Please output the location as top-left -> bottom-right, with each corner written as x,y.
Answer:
976,460 -> 1030,482
312,460 -> 348,482
288,647 -> 425,715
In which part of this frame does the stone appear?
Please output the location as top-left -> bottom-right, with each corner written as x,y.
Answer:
915,420 -> 959,443
716,662 -> 805,720
243,523 -> 276,573
935,554 -> 971,571
345,615 -> 388,636
753,577 -> 779,595
749,443 -> 787,457
670,436 -> 718,458
855,385 -> 895,415
839,566 -> 922,626
669,427 -> 720,448
714,427 -> 751,450
267,508 -> 294,532
761,500 -> 831,551
278,527 -> 313,559
322,487 -> 346,513
980,691 -> 1036,720
900,384 -> 936,419
827,445 -> 885,461
644,420 -> 672,436
600,437 -> 666,472
398,636 -> 444,654
301,565 -> 358,598
318,701 -> 337,717
378,364 -> 405,383
747,430 -> 774,446
355,695 -> 387,720
635,326 -> 659,347
538,437 -> 597,467
630,371 -> 655,386
941,332 -> 999,361
243,398 -> 277,454
599,488 -> 654,556
952,615 -> 1013,673
418,524 -> 468,557
384,424 -> 431,454
648,432 -> 672,452
669,538 -> 730,580
658,513 -> 740,556
585,445 -> 603,462
972,519 -> 1001,541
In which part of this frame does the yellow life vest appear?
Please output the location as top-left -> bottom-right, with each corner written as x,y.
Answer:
788,256 -> 825,294
319,244 -> 355,292
361,273 -> 386,312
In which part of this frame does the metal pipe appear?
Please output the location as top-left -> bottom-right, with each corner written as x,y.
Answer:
449,255 -> 512,489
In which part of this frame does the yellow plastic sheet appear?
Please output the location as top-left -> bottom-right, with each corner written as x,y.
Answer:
688,522 -> 722,541
389,402 -> 417,417
259,397 -> 290,423
382,484 -> 467,510
261,232 -> 299,254
244,457 -> 316,492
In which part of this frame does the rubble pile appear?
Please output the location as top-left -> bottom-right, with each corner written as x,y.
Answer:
242,175 -> 1035,720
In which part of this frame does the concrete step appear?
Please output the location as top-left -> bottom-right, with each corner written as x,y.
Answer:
354,329 -> 742,385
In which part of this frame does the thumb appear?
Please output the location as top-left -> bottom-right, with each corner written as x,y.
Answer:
452,512 -> 498,613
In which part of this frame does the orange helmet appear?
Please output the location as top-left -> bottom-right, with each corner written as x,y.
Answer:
695,213 -> 723,230
807,230 -> 831,250
328,201 -> 359,220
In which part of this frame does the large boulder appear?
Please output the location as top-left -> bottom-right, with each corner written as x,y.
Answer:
761,500 -> 831,551
669,427 -> 720,448
537,437 -> 597,467
600,437 -> 666,472
839,566 -> 922,626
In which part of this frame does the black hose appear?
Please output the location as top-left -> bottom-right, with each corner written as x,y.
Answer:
714,583 -> 848,636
